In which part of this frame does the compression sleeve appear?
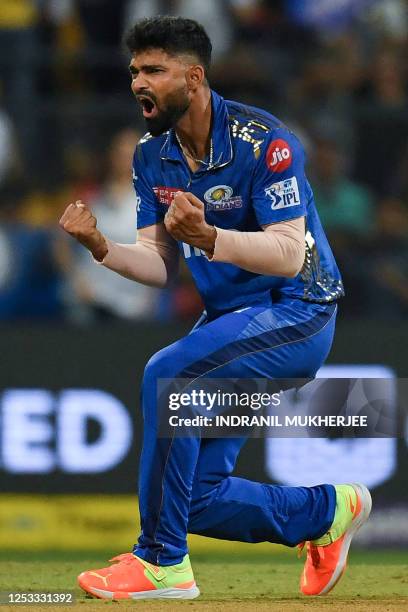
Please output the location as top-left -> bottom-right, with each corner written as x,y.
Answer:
95,222 -> 179,288
208,217 -> 305,277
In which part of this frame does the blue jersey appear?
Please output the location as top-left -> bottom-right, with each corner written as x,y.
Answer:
133,90 -> 344,319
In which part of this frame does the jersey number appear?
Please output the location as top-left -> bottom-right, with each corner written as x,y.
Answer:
182,243 -> 205,259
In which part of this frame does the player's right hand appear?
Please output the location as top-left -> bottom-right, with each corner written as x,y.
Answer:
59,200 -> 108,261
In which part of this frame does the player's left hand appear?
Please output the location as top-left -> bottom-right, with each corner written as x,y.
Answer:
164,192 -> 216,254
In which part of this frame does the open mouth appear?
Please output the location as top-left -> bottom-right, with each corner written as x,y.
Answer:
137,95 -> 158,119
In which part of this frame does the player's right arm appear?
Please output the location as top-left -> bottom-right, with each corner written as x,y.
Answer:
59,141 -> 179,288
59,202 -> 179,288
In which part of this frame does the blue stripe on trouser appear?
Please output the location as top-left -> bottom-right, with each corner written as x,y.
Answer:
134,298 -> 337,565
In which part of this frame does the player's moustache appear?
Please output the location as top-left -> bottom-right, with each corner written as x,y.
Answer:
135,90 -> 158,105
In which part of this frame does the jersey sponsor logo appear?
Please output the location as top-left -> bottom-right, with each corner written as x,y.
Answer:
204,185 -> 243,211
265,176 -> 300,210
266,139 -> 292,173
153,186 -> 184,206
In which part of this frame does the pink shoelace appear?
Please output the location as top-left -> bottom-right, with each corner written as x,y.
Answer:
297,541 -> 325,568
109,553 -> 137,565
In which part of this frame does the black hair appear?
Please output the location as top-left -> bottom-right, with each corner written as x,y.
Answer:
125,16 -> 212,74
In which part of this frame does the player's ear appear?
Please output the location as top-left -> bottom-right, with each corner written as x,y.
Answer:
186,64 -> 205,91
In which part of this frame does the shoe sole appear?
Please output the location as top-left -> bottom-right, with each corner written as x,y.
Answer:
79,583 -> 200,600
318,482 -> 372,596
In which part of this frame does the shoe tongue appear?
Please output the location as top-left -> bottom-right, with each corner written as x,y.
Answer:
311,530 -> 335,547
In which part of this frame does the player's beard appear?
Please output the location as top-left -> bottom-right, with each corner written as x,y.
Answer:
144,87 -> 190,136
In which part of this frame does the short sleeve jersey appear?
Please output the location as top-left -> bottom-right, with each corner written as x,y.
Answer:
133,90 -> 344,319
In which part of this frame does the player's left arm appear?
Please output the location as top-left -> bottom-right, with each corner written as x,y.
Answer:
209,217 -> 305,277
164,129 -> 307,277
209,129 -> 307,276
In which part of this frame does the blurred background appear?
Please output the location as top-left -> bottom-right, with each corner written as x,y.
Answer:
0,0 -> 407,558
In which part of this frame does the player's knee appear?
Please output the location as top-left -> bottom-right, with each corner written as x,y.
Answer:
143,347 -> 178,385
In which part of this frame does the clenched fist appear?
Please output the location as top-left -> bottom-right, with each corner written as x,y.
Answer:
59,200 -> 108,261
164,192 -> 216,254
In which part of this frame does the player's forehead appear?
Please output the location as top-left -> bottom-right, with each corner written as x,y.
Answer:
129,48 -> 194,70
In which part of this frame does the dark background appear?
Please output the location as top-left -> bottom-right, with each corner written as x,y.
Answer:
0,1 -> 407,550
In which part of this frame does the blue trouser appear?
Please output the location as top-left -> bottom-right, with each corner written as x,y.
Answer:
134,297 -> 338,565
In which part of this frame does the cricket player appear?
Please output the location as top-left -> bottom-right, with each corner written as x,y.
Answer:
59,16 -> 372,600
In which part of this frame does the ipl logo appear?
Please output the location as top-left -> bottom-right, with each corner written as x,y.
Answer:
264,176 -> 300,210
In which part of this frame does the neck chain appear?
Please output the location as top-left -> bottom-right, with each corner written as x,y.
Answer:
175,131 -> 214,167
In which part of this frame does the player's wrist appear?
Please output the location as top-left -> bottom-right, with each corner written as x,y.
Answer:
201,224 -> 217,257
89,233 -> 109,262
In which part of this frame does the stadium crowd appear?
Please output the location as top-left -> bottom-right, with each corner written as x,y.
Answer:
0,0 -> 407,323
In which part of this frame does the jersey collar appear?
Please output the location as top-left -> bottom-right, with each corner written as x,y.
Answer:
160,89 -> 233,171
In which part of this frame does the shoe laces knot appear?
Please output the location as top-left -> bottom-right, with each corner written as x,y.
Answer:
109,553 -> 137,565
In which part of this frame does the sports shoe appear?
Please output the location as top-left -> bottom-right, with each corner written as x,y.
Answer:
299,483 -> 372,596
78,552 -> 200,600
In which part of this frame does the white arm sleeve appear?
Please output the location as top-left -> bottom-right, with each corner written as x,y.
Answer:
209,217 -> 305,277
95,222 -> 179,288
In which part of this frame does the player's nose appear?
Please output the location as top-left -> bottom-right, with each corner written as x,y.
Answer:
131,73 -> 149,93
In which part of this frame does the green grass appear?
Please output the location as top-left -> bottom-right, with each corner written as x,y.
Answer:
0,549 -> 407,604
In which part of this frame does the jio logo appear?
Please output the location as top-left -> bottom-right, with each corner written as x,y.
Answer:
266,139 -> 292,173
